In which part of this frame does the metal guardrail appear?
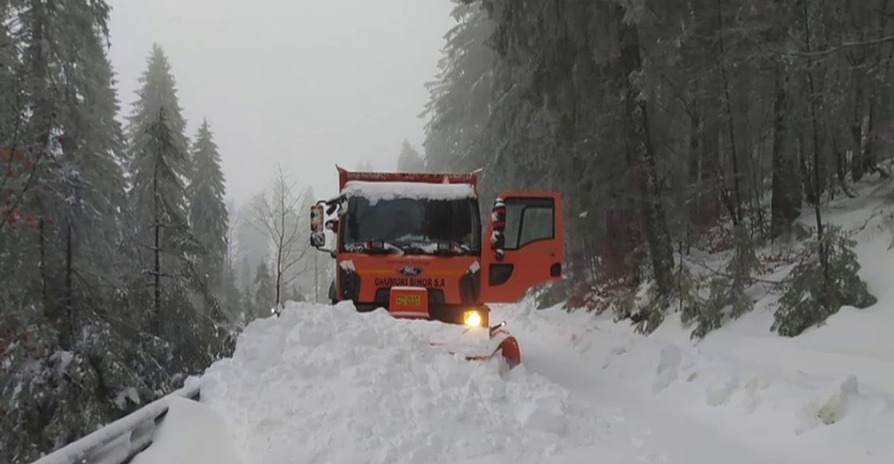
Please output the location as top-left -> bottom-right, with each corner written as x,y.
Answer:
31,379 -> 202,464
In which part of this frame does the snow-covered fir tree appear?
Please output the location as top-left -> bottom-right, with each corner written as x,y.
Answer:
422,0 -> 495,174
125,44 -> 231,373
188,119 -> 229,290
125,44 -> 191,189
0,2 -> 179,462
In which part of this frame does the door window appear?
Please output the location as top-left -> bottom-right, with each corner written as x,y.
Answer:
502,197 -> 555,250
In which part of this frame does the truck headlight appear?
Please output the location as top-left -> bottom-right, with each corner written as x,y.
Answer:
463,310 -> 483,327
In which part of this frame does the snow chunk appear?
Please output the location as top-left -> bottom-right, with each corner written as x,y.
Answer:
469,261 -> 480,273
50,350 -> 73,374
114,387 -> 142,410
342,180 -> 476,205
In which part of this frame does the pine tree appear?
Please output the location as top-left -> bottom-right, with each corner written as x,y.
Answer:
355,160 -> 375,171
253,260 -> 275,317
0,0 -> 131,346
238,254 -> 253,292
125,44 -> 196,289
126,44 -> 191,190
0,2 -> 180,461
188,119 -> 229,291
125,44 -> 229,371
234,197 -> 268,290
422,1 -> 496,173
396,139 -> 425,172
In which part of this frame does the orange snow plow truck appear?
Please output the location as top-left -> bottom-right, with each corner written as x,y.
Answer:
309,166 -> 564,369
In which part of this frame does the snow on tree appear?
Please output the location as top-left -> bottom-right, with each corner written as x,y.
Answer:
0,3 -> 187,462
125,45 -> 231,374
772,225 -> 876,336
422,0 -> 890,335
125,44 -> 191,188
422,0 -> 495,174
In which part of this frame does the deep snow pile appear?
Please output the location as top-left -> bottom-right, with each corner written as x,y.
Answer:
197,301 -> 617,464
498,302 -> 894,463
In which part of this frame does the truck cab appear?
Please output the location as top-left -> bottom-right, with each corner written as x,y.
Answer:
310,167 -> 564,328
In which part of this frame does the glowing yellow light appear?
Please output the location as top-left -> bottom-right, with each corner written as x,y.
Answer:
464,310 -> 483,327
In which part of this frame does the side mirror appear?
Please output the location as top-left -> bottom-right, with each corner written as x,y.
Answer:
490,198 -> 506,261
310,204 -> 326,248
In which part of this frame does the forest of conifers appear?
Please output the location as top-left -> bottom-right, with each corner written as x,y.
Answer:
422,0 -> 882,336
1,0 -> 891,461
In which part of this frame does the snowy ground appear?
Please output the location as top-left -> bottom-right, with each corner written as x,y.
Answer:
135,182 -> 894,464
134,299 -> 894,464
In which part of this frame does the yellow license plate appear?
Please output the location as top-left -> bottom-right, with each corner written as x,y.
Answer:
396,294 -> 422,306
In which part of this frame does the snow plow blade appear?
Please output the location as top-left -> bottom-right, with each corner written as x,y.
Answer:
429,321 -> 522,369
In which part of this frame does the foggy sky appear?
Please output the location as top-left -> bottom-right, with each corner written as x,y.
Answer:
108,0 -> 455,205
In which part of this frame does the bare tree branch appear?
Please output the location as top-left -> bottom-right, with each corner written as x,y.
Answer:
249,164 -> 311,310
786,34 -> 894,58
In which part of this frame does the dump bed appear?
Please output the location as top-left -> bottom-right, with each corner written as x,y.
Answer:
337,166 -> 481,194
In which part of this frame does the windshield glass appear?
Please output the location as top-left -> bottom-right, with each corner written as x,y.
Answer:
343,196 -> 481,253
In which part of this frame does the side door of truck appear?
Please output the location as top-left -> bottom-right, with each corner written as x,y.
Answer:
480,192 -> 564,303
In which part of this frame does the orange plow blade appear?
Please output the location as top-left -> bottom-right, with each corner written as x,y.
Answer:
429,321 -> 522,369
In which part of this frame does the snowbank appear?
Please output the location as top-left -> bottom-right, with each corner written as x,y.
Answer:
131,397 -> 243,464
198,301 -> 622,464
495,302 -> 894,463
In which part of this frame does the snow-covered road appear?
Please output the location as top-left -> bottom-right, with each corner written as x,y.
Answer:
503,302 -> 893,464
133,300 -> 894,464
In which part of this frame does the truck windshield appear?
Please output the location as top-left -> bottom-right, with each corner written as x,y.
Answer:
343,196 -> 481,254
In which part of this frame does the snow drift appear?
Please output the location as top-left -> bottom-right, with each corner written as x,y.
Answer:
198,301 -> 615,464
499,302 -> 894,463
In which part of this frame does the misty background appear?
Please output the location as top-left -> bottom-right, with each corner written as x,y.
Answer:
108,0 -> 453,203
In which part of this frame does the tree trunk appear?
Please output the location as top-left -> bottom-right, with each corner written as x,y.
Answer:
618,18 -> 675,299
153,139 -> 162,337
800,0 -> 829,285
851,67 -> 865,181
715,0 -> 743,226
62,220 -> 73,350
687,100 -> 702,245
770,70 -> 799,238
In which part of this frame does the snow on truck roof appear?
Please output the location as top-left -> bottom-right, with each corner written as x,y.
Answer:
342,180 -> 477,205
